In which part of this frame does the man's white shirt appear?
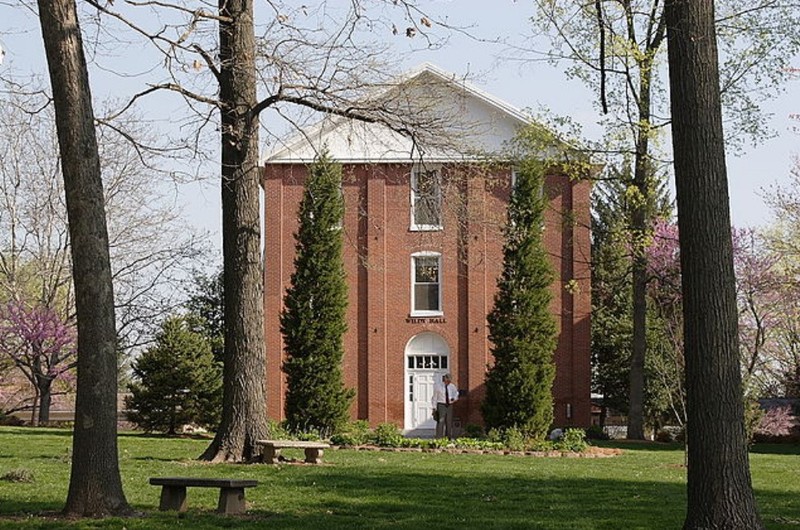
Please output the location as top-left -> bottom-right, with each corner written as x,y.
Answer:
431,381 -> 458,407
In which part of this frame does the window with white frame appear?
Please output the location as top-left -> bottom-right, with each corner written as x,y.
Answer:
411,166 -> 442,230
411,252 -> 442,315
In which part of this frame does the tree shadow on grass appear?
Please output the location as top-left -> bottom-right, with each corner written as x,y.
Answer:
594,440 -> 685,453
749,444 -> 800,456
119,432 -> 213,442
0,427 -> 73,438
1,470 -> 798,530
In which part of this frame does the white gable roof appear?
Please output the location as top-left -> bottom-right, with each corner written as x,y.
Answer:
264,63 -> 532,164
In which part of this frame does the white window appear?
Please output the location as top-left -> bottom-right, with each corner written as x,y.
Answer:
411,252 -> 442,316
411,166 -> 442,230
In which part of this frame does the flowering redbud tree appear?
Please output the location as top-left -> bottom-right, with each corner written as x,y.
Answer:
0,302 -> 77,424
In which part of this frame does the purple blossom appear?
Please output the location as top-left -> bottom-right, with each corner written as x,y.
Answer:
0,301 -> 77,387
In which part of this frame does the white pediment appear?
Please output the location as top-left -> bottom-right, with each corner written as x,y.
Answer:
265,64 -> 532,164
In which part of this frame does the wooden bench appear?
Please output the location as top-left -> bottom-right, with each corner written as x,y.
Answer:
149,477 -> 258,515
255,439 -> 331,464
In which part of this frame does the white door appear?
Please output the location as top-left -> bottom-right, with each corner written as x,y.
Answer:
409,370 -> 440,429
404,333 -> 450,431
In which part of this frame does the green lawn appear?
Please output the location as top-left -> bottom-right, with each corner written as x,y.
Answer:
0,427 -> 798,529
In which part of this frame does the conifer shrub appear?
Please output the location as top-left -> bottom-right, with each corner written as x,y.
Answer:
126,316 -> 222,434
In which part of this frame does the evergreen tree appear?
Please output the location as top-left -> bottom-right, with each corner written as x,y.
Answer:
126,316 -> 222,434
481,157 -> 557,439
591,165 -> 675,427
280,151 -> 354,435
591,174 -> 634,420
185,270 -> 224,363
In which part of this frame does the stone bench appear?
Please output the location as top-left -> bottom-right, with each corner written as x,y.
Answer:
149,477 -> 258,515
255,439 -> 331,464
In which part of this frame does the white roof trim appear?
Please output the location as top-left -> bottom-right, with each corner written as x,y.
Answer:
263,64 -> 532,165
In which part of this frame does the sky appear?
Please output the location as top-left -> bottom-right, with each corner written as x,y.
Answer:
1,1 -> 798,254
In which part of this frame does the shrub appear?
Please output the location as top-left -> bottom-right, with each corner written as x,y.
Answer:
744,399 -> 765,443
554,428 -> 588,452
370,423 -> 403,447
295,430 -> 322,441
463,424 -> 484,438
487,426 -> 530,451
266,419 -> 291,440
330,432 -> 360,446
126,316 -> 222,434
585,424 -> 610,440
330,420 -> 371,446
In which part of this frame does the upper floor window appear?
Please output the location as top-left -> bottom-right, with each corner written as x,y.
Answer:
411,166 -> 442,230
411,252 -> 442,316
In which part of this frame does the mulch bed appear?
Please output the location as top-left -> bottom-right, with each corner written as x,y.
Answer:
330,444 -> 622,458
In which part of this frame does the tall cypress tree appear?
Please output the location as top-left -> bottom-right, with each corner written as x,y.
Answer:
281,151 -> 354,436
482,157 -> 557,439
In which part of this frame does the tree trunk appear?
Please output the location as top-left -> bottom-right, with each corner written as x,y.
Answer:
628,228 -> 647,440
36,0 -> 131,516
664,1 -> 763,528
38,376 -> 52,425
200,0 -> 268,462
627,58 -> 655,441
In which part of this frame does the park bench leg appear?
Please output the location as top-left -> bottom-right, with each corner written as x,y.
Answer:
262,445 -> 279,464
158,485 -> 188,512
217,487 -> 247,515
304,448 -> 323,464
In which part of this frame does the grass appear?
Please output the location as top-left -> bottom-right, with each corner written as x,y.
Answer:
0,427 -> 798,529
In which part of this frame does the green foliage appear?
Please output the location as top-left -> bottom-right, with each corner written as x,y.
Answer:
591,174 -> 634,415
486,427 -> 557,452
370,422 -> 403,447
591,167 -> 683,429
281,152 -> 355,436
744,398 -> 765,444
554,428 -> 588,452
184,270 -> 224,363
125,316 -> 222,434
266,419 -> 291,440
585,424 -> 610,440
330,420 -> 371,446
482,152 -> 557,439
463,424 -> 484,438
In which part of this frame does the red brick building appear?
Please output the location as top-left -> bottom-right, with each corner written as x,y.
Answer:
263,65 -> 591,435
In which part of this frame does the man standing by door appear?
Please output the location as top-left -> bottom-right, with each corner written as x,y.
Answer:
432,373 -> 458,439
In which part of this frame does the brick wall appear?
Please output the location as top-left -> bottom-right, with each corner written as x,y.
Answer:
263,163 -> 592,429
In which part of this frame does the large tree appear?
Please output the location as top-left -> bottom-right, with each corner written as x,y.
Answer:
665,0 -> 762,527
36,0 -> 130,516
197,0 -> 268,462
280,152 -> 354,436
482,155 -> 557,439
